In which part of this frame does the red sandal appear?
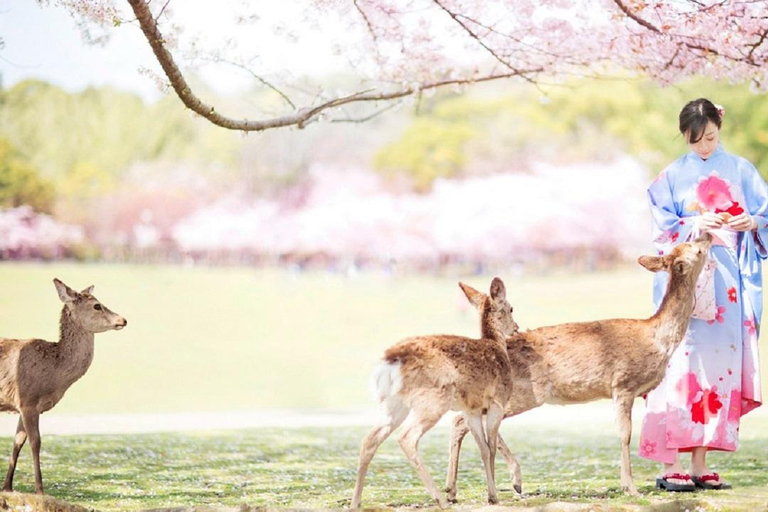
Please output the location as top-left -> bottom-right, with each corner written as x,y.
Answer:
656,473 -> 696,492
691,472 -> 731,490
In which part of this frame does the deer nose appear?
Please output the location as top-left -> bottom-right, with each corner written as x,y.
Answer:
116,317 -> 127,328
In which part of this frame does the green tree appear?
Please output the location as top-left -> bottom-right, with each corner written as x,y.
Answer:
0,138 -> 55,213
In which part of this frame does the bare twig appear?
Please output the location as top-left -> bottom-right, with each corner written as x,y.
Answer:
330,101 -> 400,124
214,58 -> 296,110
155,0 -> 171,22
353,0 -> 378,42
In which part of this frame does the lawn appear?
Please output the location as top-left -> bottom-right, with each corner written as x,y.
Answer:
2,413 -> 767,511
0,261 -> 668,414
0,261 -> 767,511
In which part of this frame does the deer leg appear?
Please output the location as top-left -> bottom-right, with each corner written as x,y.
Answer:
465,413 -> 499,504
350,402 -> 409,509
497,432 -> 522,495
485,404 -> 505,503
20,409 -> 43,495
3,417 -> 27,492
445,414 -> 469,502
398,407 -> 448,508
614,393 -> 638,496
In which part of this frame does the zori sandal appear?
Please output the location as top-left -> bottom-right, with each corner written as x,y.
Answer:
656,473 -> 696,492
692,473 -> 732,490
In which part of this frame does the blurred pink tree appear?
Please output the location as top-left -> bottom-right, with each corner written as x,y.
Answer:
51,1 -> 768,132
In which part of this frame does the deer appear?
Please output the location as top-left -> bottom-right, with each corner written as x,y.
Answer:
0,278 -> 127,495
350,277 -> 519,509
445,232 -> 712,500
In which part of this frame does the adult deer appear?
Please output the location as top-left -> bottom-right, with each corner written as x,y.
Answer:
445,233 -> 712,499
0,279 -> 127,494
351,277 -> 518,508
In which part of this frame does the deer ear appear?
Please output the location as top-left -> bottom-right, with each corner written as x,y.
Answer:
490,277 -> 506,302
53,278 -> 78,303
459,282 -> 484,309
81,285 -> 95,295
638,254 -> 674,273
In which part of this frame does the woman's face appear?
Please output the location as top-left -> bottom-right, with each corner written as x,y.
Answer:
687,120 -> 720,160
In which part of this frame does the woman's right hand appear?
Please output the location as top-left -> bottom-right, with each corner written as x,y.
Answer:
695,211 -> 724,232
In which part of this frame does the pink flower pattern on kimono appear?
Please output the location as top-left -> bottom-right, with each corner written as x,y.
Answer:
673,407 -> 705,443
696,171 -> 743,215
676,372 -> 703,406
744,317 -> 757,336
707,305 -> 726,324
640,439 -> 657,457
691,387 -> 723,424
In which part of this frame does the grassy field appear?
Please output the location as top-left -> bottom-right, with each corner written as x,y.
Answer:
0,261 -> 672,414
1,262 -> 767,511
2,414 -> 767,511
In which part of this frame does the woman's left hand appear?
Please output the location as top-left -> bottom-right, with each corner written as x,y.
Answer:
726,213 -> 757,231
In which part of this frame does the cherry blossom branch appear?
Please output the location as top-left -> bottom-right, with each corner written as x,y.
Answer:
611,0 -> 661,33
126,0 -> 542,131
432,0 -> 539,87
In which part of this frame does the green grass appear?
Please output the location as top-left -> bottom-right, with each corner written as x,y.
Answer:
0,261 -> 669,414
1,262 -> 768,510
3,415 -> 768,511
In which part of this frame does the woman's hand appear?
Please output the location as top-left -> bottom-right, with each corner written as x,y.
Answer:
726,212 -> 757,232
696,212 -> 724,232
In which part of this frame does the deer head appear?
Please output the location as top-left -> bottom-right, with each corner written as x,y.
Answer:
54,278 -> 128,333
637,232 -> 712,281
459,277 -> 519,338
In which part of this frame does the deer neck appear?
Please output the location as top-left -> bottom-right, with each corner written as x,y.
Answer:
57,306 -> 96,385
651,269 -> 696,355
480,305 -> 505,344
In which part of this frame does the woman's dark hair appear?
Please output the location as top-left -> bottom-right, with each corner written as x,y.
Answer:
679,98 -> 722,144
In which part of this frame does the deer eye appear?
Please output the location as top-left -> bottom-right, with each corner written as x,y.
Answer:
93,304 -> 103,311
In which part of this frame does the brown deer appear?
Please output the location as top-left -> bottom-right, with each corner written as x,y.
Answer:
0,278 -> 127,495
351,277 -> 518,508
445,233 -> 712,499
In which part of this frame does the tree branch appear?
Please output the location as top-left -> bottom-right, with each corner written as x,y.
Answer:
126,0 -> 542,132
611,0 -> 661,33
353,0 -> 378,42
432,0 -> 539,87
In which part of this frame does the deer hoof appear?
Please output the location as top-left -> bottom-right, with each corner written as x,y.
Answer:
513,483 -> 522,495
436,497 -> 449,509
487,495 -> 499,505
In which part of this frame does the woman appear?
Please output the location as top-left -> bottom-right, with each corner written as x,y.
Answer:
639,98 -> 765,491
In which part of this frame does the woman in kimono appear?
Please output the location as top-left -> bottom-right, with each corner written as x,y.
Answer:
639,98 -> 765,491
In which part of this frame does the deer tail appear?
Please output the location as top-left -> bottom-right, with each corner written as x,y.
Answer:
369,361 -> 403,403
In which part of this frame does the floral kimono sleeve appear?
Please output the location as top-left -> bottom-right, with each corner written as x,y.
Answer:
648,169 -> 696,254
741,161 -> 768,259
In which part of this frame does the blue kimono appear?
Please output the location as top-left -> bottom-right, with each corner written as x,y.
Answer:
638,144 -> 765,463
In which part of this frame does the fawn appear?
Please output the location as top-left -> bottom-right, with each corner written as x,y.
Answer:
0,279 -> 127,494
445,233 -> 712,499
351,277 -> 518,508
